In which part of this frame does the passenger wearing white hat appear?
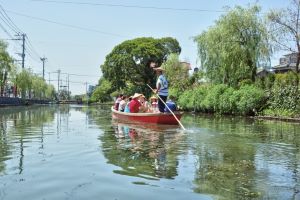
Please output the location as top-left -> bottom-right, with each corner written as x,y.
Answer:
129,93 -> 142,113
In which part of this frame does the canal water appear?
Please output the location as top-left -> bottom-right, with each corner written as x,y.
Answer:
0,105 -> 299,200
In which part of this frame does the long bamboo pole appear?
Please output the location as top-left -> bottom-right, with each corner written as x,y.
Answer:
147,84 -> 186,130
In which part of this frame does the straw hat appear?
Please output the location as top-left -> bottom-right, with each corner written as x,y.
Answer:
150,96 -> 157,99
132,93 -> 142,99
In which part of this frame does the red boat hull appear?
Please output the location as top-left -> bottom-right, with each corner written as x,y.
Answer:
111,107 -> 182,125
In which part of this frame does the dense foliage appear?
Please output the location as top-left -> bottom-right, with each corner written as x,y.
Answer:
101,37 -> 181,95
0,41 -> 14,96
16,69 -> 56,99
161,54 -> 189,91
178,84 -> 266,115
261,72 -> 300,117
91,78 -> 113,102
0,38 -> 56,100
194,5 -> 270,87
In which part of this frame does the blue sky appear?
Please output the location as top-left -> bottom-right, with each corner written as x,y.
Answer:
0,0 -> 286,95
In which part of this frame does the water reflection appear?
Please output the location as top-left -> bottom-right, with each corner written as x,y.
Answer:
101,119 -> 186,180
0,106 -> 57,175
0,105 -> 299,200
184,114 -> 300,199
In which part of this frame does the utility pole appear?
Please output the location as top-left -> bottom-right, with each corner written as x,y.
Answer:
14,33 -> 26,68
40,57 -> 47,80
21,33 -> 25,69
65,76 -> 68,100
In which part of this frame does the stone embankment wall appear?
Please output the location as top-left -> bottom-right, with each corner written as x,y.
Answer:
0,97 -> 50,106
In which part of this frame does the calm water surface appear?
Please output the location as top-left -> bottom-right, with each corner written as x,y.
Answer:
0,105 -> 299,200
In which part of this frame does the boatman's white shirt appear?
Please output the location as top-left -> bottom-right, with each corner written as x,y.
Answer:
156,74 -> 168,96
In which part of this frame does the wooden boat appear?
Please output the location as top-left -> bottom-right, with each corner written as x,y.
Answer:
111,107 -> 183,125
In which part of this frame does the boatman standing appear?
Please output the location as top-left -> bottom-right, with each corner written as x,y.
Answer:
153,67 -> 168,113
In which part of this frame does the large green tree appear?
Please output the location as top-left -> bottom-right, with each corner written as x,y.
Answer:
161,53 -> 189,91
91,78 -> 113,102
45,84 -> 56,100
194,5 -> 270,87
267,0 -> 300,73
101,37 -> 181,95
32,76 -> 47,99
0,40 -> 14,96
16,69 -> 32,98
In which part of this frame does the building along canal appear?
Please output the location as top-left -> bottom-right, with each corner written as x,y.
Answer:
0,105 -> 299,200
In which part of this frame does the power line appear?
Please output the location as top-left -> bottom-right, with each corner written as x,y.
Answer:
0,5 -> 45,71
48,79 -> 92,84
29,0 -> 225,13
0,11 -> 19,34
5,9 -> 127,37
63,72 -> 99,77
25,37 -> 42,59
0,5 -> 22,33
0,20 -> 14,39
48,70 -> 99,78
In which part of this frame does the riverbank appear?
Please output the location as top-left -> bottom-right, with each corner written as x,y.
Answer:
0,97 -> 50,107
255,115 -> 300,123
186,110 -> 300,124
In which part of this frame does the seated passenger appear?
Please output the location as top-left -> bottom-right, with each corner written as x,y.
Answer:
124,96 -> 132,113
164,96 -> 177,113
139,95 -> 151,112
114,94 -> 123,110
118,95 -> 127,112
129,93 -> 142,113
150,96 -> 158,112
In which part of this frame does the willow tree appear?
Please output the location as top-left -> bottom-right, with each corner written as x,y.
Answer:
0,40 -> 14,96
16,69 -> 32,98
267,0 -> 300,74
161,53 -> 189,91
32,76 -> 47,99
194,5 -> 270,87
101,37 -> 181,95
45,84 -> 56,100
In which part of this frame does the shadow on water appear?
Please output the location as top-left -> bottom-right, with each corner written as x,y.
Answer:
99,118 -> 186,181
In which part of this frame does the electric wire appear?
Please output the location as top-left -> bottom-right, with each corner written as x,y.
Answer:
29,0 -> 225,13
0,5 -> 22,33
0,4 -> 44,68
5,9 -> 127,37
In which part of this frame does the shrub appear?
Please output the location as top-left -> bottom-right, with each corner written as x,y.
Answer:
269,84 -> 300,111
169,87 -> 182,101
218,87 -> 236,114
202,84 -> 228,112
262,108 -> 298,118
178,89 -> 195,110
274,71 -> 299,87
234,85 -> 265,115
193,85 -> 210,112
177,84 -> 266,115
